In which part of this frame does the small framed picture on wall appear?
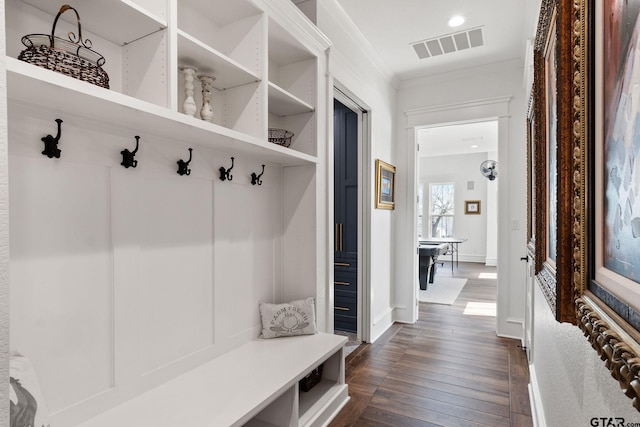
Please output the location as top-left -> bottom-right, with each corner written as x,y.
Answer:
375,159 -> 395,210
465,200 -> 481,215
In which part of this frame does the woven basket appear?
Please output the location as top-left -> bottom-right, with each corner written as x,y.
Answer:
268,128 -> 294,148
18,5 -> 109,89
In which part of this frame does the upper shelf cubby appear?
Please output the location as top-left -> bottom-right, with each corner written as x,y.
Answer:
268,82 -> 314,116
177,31 -> 260,90
17,0 -> 167,45
268,17 -> 317,112
177,0 -> 263,79
6,0 -> 169,108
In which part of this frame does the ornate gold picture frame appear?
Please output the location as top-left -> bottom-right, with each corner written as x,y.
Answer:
569,0 -> 640,412
375,159 -> 395,210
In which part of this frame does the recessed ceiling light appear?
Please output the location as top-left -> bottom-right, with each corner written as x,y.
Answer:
470,144 -> 479,148
448,15 -> 465,27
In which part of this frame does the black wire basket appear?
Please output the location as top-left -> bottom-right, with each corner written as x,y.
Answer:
18,4 -> 109,89
268,128 -> 294,148
299,363 -> 323,392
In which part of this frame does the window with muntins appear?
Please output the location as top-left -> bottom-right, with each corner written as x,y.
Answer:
429,183 -> 455,238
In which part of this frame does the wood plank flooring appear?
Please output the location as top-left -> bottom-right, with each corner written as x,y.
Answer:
329,262 -> 533,427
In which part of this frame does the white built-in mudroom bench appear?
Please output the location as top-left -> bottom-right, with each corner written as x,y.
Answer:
77,333 -> 348,427
4,0 -> 341,425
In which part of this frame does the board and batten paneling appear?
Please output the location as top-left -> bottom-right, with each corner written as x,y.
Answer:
138,173 -> 214,374
9,156 -> 114,412
214,174 -> 282,342
7,104 -> 284,422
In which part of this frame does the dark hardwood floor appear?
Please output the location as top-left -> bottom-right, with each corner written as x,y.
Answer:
330,262 -> 533,427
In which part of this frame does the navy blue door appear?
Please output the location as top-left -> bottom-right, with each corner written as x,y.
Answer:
334,99 -> 358,333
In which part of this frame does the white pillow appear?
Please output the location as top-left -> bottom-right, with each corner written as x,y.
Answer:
10,352 -> 51,427
260,297 -> 317,339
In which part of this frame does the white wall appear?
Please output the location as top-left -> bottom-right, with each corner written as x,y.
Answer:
395,59 -> 528,339
419,151 -> 495,263
530,285 -> 639,425
315,0 -> 398,342
520,0 -> 640,421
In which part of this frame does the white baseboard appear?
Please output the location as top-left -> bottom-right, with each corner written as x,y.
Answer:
485,257 -> 497,266
528,364 -> 546,427
456,254 -> 486,263
370,307 -> 394,343
497,318 -> 523,340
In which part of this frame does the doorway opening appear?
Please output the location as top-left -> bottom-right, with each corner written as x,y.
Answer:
333,87 -> 370,348
416,119 -> 499,321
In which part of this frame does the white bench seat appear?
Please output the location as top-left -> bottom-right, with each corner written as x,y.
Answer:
76,333 -> 349,427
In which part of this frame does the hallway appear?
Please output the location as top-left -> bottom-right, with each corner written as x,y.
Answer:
330,263 -> 533,426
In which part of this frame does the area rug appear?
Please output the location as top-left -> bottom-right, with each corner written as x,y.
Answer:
419,277 -> 468,305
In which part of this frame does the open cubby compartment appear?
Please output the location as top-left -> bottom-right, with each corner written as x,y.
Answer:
267,18 -> 317,157
268,110 -> 315,157
298,346 -> 345,426
177,0 -> 263,77
7,0 -> 169,108
267,17 -> 316,108
176,71 -> 263,138
245,387 -> 298,427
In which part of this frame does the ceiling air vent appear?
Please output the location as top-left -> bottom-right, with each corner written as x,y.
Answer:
411,27 -> 484,59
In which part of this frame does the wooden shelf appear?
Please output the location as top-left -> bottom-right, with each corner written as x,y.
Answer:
20,0 -> 167,45
177,30 -> 261,90
7,58 -> 316,167
268,82 -> 314,117
178,0 -> 261,28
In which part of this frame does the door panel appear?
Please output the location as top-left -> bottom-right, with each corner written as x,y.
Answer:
334,99 -> 358,333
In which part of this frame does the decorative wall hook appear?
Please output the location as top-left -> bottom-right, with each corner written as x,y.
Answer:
121,135 -> 140,168
251,164 -> 265,186
177,148 -> 193,176
41,118 -> 63,158
219,157 -> 235,181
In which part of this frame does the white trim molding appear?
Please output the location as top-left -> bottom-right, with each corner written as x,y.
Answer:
528,364 -> 547,427
402,96 -> 517,340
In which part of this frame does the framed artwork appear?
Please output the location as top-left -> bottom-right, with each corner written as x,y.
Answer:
571,0 -> 640,412
375,159 -> 395,210
464,200 -> 481,215
531,0 -> 579,322
545,22 -> 558,269
533,0 -> 560,318
527,97 -> 536,245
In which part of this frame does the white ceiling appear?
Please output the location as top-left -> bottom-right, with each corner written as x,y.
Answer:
334,0 -> 538,81
418,121 -> 498,158
331,0 -> 538,157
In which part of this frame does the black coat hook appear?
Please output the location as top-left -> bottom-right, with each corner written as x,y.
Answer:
219,157 -> 235,181
251,164 -> 265,186
121,135 -> 140,168
41,118 -> 63,158
177,148 -> 193,176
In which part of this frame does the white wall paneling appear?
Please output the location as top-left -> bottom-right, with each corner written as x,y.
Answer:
9,155 -> 114,412
213,165 -> 282,342
4,0 -> 330,423
138,172 -> 214,374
